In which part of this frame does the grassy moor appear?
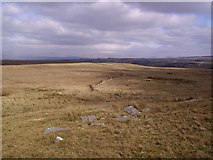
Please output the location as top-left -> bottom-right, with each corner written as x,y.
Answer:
2,63 -> 212,158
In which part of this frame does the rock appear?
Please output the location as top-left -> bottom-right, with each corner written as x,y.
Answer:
80,115 -> 97,121
144,120 -> 149,124
175,98 -> 181,102
54,136 -> 63,143
186,96 -> 193,100
133,115 -> 140,120
142,108 -> 150,112
124,106 -> 140,115
44,127 -> 70,134
116,116 -> 131,122
199,127 -> 206,131
88,122 -> 105,126
114,93 -> 121,96
30,118 -> 44,121
57,92 -> 63,95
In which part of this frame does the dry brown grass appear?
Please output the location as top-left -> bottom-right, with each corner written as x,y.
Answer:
2,63 -> 212,158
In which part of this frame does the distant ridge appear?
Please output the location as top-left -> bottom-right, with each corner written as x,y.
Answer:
2,56 -> 83,61
1,56 -> 212,69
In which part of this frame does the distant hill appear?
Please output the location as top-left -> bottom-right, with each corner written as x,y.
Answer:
1,56 -> 212,69
2,56 -> 82,61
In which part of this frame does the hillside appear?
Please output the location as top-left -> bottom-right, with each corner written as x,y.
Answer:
2,56 -> 212,69
2,63 -> 212,158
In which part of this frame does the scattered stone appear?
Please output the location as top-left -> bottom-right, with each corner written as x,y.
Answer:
144,78 -> 152,81
133,115 -> 140,120
156,142 -> 160,145
116,116 -> 131,122
142,108 -> 150,112
29,118 -> 44,121
113,130 -> 121,134
199,127 -> 206,131
54,136 -> 63,143
80,115 -> 97,121
144,120 -> 149,125
114,93 -> 120,96
175,98 -> 181,102
44,127 -> 70,134
124,106 -> 140,115
144,115 -> 149,118
186,96 -> 193,100
89,122 -> 105,126
57,92 -> 63,95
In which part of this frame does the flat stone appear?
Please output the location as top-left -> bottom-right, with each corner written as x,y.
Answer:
80,115 -> 97,121
54,136 -> 63,143
44,127 -> 70,134
89,122 -> 105,126
142,108 -> 150,112
124,106 -> 140,115
116,116 -> 131,122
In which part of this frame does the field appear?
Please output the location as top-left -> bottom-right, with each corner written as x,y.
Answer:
1,63 -> 212,158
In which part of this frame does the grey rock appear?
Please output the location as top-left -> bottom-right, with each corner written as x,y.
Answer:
80,115 -> 97,121
54,136 -> 63,143
89,122 -> 105,126
144,120 -> 149,125
116,116 -> 131,122
142,108 -> 150,112
124,106 -> 140,115
134,115 -> 140,120
44,127 -> 70,134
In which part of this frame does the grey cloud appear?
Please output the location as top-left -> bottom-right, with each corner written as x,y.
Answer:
128,2 -> 211,17
2,2 -> 211,59
14,2 -> 204,31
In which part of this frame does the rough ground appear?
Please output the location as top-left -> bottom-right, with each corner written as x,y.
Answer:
2,63 -> 212,158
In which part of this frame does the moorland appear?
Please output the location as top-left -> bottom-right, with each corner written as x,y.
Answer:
1,62 -> 212,158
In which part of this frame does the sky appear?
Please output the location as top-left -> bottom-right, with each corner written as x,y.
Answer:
2,1 -> 211,59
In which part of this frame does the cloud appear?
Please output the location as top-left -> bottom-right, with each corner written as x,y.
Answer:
2,3 -> 22,16
2,2 -> 211,59
128,2 -> 211,17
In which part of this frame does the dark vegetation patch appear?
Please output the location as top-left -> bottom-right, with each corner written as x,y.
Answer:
1,89 -> 11,96
2,56 -> 212,69
147,76 -> 196,84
